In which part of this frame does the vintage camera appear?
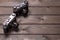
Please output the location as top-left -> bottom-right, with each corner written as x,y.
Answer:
13,0 -> 28,17
3,1 -> 29,34
3,13 -> 19,33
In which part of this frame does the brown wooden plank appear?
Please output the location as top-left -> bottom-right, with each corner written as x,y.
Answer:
0,7 -> 60,15
0,0 -> 22,3
28,0 -> 60,6
0,35 -> 60,40
18,25 -> 60,34
0,0 -> 60,6
0,7 -> 12,15
30,7 -> 60,15
20,16 -> 60,24
0,35 -> 46,40
0,0 -> 23,7
0,35 -> 18,40
17,35 -> 60,40
1,16 -> 60,24
0,25 -> 60,34
44,35 -> 60,40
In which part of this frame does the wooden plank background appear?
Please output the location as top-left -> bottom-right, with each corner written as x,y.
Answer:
0,0 -> 60,40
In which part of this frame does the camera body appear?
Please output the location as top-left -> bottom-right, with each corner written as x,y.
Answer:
3,1 -> 28,34
13,0 -> 28,17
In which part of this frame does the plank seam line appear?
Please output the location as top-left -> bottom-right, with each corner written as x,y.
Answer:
0,23 -> 60,25
1,6 -> 60,8
0,14 -> 60,16
0,34 -> 60,35
16,23 -> 60,25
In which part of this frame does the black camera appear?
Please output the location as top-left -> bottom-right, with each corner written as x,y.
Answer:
13,0 -> 28,17
3,1 -> 29,34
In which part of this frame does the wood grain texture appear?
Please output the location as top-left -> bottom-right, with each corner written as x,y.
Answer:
43,35 -> 60,40
27,0 -> 60,6
0,0 -> 22,3
0,35 -> 60,40
0,25 -> 60,34
0,7 -> 12,15
20,16 -> 60,24
0,0 -> 60,40
0,0 -> 60,6
0,7 -> 60,15
1,16 -> 60,24
0,35 -> 46,40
